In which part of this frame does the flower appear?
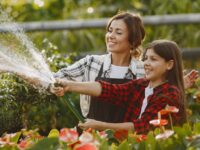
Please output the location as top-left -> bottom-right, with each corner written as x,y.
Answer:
165,105 -> 179,113
159,105 -> 179,115
18,140 -> 32,150
74,143 -> 98,150
113,130 -> 128,141
129,134 -> 147,143
155,130 -> 174,140
149,119 -> 168,126
79,132 -> 93,143
98,131 -> 107,139
59,128 -> 78,143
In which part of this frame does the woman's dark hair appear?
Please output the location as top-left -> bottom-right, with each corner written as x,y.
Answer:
106,12 -> 145,58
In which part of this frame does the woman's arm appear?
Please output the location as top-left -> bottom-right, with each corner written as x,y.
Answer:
78,119 -> 134,131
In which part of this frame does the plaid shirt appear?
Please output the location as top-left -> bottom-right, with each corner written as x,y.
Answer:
98,79 -> 185,134
54,53 -> 145,117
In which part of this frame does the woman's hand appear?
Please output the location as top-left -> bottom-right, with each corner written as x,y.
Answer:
49,78 -> 71,96
50,86 -> 65,96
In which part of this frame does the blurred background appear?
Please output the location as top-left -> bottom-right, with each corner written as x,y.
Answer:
0,0 -> 200,135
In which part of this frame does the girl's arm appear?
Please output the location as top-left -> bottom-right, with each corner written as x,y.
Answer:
53,78 -> 136,104
78,119 -> 134,131
51,79 -> 102,96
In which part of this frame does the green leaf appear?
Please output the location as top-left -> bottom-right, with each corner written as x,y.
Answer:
193,123 -> 200,134
117,140 -> 130,150
28,137 -> 59,150
145,131 -> 156,150
10,132 -> 21,143
99,140 -> 111,150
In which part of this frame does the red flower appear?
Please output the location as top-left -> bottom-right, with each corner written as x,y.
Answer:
59,128 -> 78,143
74,143 -> 98,150
130,134 -> 147,143
113,130 -> 128,141
18,140 -> 32,150
136,134 -> 147,143
149,119 -> 168,126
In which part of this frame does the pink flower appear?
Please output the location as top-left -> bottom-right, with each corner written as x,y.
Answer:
155,130 -> 174,140
79,132 -> 93,143
18,140 -> 32,150
159,105 -> 179,115
98,131 -> 107,139
149,119 -> 168,126
59,128 -> 78,143
165,105 -> 179,113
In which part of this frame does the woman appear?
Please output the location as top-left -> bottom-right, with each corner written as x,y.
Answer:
52,40 -> 187,134
54,11 -> 145,123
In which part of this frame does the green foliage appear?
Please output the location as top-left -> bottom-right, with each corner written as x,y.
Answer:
28,137 -> 60,150
0,42 -> 79,135
2,124 -> 200,150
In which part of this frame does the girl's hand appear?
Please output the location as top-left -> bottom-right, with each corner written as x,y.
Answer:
184,70 -> 199,89
78,119 -> 102,131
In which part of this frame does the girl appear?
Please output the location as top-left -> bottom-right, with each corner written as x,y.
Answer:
52,39 -> 186,134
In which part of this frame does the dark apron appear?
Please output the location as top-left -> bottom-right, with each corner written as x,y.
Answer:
87,64 -> 135,123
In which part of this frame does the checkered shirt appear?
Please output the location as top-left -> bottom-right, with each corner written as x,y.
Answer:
98,79 -> 185,134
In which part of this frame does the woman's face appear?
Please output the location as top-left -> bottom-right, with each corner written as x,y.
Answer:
143,48 -> 173,86
105,19 -> 131,54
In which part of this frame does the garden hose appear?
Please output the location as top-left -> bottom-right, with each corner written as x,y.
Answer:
61,94 -> 85,123
52,82 -> 85,123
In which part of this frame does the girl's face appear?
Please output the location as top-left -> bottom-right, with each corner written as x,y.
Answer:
143,48 -> 173,87
105,19 -> 131,54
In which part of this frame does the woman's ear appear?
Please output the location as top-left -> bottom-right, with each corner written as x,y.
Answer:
167,60 -> 174,70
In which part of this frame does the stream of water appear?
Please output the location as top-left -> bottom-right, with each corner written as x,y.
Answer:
0,9 -> 55,90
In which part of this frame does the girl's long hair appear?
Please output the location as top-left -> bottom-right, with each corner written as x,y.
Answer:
144,39 -> 186,123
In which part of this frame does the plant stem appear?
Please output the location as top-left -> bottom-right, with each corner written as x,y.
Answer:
169,113 -> 174,130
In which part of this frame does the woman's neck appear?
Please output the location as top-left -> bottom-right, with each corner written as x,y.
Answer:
111,53 -> 131,66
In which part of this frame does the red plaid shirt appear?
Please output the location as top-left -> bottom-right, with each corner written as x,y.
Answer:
98,78 -> 185,134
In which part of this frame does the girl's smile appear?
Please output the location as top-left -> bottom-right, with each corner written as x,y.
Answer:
144,48 -> 173,88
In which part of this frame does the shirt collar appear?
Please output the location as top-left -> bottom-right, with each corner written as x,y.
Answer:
103,53 -> 112,72
103,52 -> 133,72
